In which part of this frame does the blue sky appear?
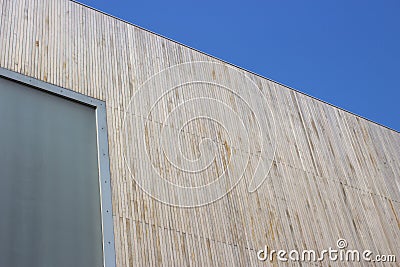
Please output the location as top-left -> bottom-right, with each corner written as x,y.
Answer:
78,0 -> 399,132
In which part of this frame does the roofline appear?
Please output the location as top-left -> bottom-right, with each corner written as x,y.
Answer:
71,0 -> 399,134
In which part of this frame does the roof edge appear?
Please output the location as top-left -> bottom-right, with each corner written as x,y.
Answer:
71,0 -> 399,134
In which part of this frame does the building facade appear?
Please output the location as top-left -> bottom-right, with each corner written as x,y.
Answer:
0,0 -> 399,266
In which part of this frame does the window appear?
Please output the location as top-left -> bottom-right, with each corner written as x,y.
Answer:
0,68 -> 115,267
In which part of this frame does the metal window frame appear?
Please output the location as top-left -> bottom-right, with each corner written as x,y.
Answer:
0,67 -> 116,267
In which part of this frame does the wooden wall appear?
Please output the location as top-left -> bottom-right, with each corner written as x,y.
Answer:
0,0 -> 399,266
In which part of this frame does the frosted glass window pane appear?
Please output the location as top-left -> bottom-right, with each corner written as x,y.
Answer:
0,77 -> 104,267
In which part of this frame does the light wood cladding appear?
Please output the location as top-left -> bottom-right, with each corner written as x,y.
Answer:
0,0 -> 399,266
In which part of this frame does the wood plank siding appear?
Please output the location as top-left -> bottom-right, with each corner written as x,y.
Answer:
0,0 -> 399,266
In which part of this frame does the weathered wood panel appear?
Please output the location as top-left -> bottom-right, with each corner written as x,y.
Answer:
0,0 -> 399,266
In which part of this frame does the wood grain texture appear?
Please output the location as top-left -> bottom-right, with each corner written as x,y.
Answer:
1,0 -> 399,266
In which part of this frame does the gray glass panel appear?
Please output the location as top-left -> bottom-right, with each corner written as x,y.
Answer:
0,77 -> 103,267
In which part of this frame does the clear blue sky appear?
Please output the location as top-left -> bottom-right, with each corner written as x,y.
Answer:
78,0 -> 399,132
